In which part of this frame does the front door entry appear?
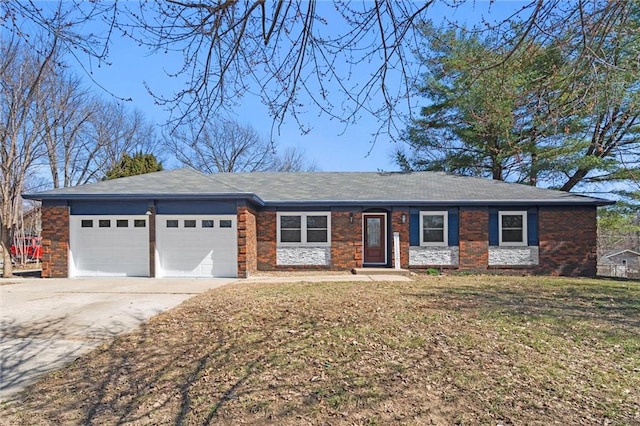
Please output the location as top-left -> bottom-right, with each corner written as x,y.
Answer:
363,214 -> 386,264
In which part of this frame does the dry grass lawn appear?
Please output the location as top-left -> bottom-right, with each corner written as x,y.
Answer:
1,275 -> 639,425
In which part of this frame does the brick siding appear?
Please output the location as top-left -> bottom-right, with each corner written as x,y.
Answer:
330,211 -> 362,269
41,205 -> 69,278
458,207 -> 489,270
237,206 -> 258,278
391,210 -> 410,268
256,210 -> 277,270
538,206 -> 597,276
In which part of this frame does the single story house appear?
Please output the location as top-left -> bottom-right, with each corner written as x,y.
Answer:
23,168 -> 614,279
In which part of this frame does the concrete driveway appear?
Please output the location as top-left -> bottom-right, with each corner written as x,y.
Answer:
0,277 -> 236,401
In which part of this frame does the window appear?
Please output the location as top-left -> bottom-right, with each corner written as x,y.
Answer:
420,212 -> 448,246
202,220 -> 214,228
219,220 -> 232,228
306,215 -> 328,243
81,220 -> 93,228
280,215 -> 301,242
166,220 -> 179,228
116,219 -> 128,228
278,212 -> 330,245
499,211 -> 527,246
184,219 -> 196,228
99,219 -> 111,228
134,219 -> 146,228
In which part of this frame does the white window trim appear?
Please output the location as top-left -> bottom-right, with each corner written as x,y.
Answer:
277,212 -> 331,246
420,211 -> 448,247
499,211 -> 528,246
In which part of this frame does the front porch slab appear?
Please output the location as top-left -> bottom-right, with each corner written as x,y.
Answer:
351,267 -> 411,276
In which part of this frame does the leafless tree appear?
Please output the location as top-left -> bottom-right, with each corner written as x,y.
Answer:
3,1 -> 631,144
125,0 -> 440,137
166,119 -> 316,173
40,69 -> 93,188
39,71 -> 161,189
70,102 -> 160,185
1,0 -> 436,137
0,35 -> 57,277
273,147 -> 318,173
0,30 -> 160,275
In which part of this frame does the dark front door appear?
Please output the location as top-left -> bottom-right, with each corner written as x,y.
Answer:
364,214 -> 386,264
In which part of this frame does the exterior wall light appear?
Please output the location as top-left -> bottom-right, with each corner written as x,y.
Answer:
349,212 -> 354,224
401,214 -> 406,224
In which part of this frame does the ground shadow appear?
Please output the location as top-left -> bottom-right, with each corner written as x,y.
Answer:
0,310 -> 149,402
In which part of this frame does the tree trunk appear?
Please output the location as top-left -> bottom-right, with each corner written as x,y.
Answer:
529,150 -> 538,186
1,225 -> 12,277
491,158 -> 503,181
560,168 -> 589,192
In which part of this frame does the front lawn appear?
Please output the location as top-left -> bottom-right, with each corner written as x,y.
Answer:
1,275 -> 638,425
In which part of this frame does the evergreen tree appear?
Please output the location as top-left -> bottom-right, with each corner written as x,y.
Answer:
400,3 -> 640,192
104,152 -> 163,180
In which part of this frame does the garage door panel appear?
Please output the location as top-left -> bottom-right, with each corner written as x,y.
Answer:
158,248 -> 213,276
156,215 -> 238,278
70,216 -> 149,277
211,261 -> 236,277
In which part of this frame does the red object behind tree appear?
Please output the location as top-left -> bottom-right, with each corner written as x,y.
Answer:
10,236 -> 42,262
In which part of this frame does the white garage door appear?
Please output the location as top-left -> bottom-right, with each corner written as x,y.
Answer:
156,215 -> 238,278
69,215 -> 149,277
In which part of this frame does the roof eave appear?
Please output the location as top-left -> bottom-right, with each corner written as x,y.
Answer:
603,249 -> 640,258
261,199 -> 615,207
23,192 -> 266,206
23,193 -> 614,208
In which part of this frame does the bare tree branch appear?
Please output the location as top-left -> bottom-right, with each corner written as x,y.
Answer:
0,34 -> 58,277
166,118 -> 316,173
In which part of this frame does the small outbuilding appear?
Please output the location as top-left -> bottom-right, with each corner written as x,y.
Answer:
599,249 -> 640,278
23,168 -> 614,278
601,249 -> 640,268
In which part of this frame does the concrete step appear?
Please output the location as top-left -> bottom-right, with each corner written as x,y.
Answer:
351,267 -> 411,276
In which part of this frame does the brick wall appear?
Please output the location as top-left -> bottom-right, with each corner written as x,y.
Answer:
256,210 -> 277,270
391,210 -> 410,268
331,211 -> 362,269
538,206 -> 597,276
458,207 -> 489,270
41,205 -> 69,278
237,206 -> 258,278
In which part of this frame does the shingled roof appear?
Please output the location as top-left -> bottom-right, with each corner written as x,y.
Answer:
24,168 -> 614,206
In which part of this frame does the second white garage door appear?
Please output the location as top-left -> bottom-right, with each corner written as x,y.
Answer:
156,215 -> 238,278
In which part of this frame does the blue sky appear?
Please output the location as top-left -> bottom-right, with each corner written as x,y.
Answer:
65,1 -> 529,172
